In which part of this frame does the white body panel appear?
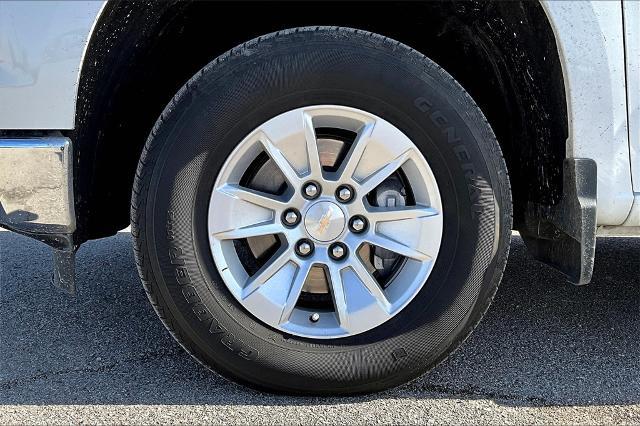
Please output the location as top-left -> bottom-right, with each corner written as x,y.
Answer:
0,0 -> 637,228
622,1 -> 640,227
541,1 -> 634,225
624,1 -> 639,194
0,1 -> 104,129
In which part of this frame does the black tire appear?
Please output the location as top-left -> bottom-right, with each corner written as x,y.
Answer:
131,27 -> 512,394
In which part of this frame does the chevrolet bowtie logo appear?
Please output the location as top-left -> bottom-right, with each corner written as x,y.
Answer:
316,209 -> 333,235
304,201 -> 345,242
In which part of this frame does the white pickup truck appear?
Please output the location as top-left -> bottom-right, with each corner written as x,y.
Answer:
0,1 -> 638,394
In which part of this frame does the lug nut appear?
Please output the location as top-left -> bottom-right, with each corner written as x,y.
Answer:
303,182 -> 320,199
296,239 -> 314,257
349,216 -> 367,233
336,185 -> 354,203
329,243 -> 347,261
309,313 -> 320,323
282,209 -> 300,226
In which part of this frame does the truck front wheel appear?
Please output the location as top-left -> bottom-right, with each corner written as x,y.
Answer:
131,27 -> 512,394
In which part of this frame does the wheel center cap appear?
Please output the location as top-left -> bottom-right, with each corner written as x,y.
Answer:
304,201 -> 345,242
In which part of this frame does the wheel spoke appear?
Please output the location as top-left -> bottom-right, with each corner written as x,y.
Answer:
217,183 -> 287,211
242,247 -> 292,299
349,258 -> 392,313
357,149 -> 412,195
365,232 -> 430,261
336,122 -> 375,182
208,105 -> 444,338
279,261 -> 313,324
302,112 -> 323,178
367,205 -> 439,224
211,221 -> 283,240
259,134 -> 302,186
328,265 -> 349,330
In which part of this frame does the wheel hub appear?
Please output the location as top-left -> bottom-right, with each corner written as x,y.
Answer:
304,201 -> 345,242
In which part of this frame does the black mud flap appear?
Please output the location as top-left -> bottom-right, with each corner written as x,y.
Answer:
519,158 -> 597,285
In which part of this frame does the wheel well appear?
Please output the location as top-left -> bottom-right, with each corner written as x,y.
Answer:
69,0 -> 566,244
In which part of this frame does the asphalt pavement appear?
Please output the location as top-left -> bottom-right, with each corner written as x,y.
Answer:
0,231 -> 638,424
